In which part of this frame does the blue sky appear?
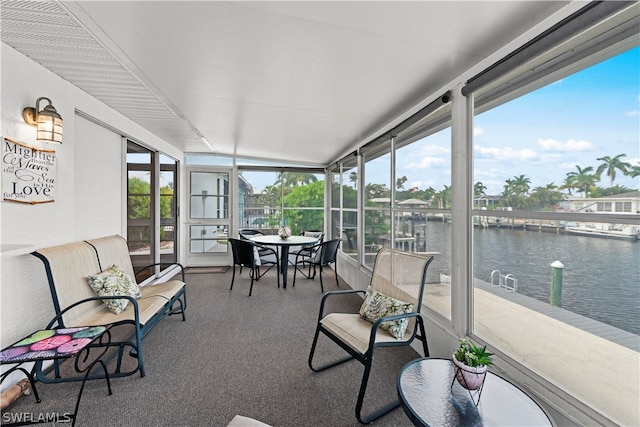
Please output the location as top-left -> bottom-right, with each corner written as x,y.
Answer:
395,46 -> 639,196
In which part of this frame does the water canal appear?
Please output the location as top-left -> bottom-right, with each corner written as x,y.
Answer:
419,221 -> 640,335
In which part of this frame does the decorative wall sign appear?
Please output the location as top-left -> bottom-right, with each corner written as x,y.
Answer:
2,137 -> 56,204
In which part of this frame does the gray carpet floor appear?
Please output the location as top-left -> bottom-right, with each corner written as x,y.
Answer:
3,266 -> 420,426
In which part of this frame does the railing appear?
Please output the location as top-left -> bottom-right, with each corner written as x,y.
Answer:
490,270 -> 518,292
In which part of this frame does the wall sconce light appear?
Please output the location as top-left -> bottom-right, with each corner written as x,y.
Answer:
22,97 -> 63,144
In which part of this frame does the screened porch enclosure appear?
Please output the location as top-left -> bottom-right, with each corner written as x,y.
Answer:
1,1 -> 638,426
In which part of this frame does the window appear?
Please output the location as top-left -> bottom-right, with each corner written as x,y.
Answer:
335,157 -> 358,259
394,126 -> 452,320
282,171 -> 325,233
362,143 -> 391,268
596,202 -> 612,212
238,169 -> 325,235
331,95 -> 453,315
472,46 -> 639,425
127,141 -> 178,281
615,201 -> 632,213
326,3 -> 637,424
238,170 -> 282,231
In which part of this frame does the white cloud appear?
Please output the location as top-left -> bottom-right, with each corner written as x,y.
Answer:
413,144 -> 449,156
626,110 -> 639,117
471,170 -> 506,194
559,162 -> 579,170
474,144 -> 538,161
405,156 -> 445,169
473,127 -> 484,137
401,145 -> 449,170
537,138 -> 595,151
627,157 -> 640,167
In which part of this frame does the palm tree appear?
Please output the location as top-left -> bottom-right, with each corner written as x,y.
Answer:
396,175 -> 408,190
434,185 -> 451,209
590,184 -> 634,197
629,165 -> 640,178
349,171 -> 358,188
260,184 -> 280,206
474,181 -> 487,197
474,181 -> 487,208
559,176 -> 576,195
501,175 -> 530,208
596,154 -> 631,187
278,172 -> 318,187
565,165 -> 598,197
511,174 -> 531,196
501,179 -> 518,208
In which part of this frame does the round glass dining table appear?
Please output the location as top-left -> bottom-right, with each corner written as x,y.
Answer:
249,235 -> 319,288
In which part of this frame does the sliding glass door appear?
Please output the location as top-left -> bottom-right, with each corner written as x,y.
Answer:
126,141 -> 178,281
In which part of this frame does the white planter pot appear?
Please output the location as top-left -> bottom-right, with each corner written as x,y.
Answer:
452,356 -> 487,390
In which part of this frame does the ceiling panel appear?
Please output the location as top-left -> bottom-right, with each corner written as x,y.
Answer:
2,0 -> 570,164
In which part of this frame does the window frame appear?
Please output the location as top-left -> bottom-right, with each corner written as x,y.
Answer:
126,139 -> 179,283
464,11 -> 639,425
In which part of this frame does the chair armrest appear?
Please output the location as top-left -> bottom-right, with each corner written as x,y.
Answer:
46,295 -> 140,328
293,249 -> 308,263
317,289 -> 366,320
243,240 -> 277,257
135,262 -> 186,281
256,244 -> 277,256
367,312 -> 422,350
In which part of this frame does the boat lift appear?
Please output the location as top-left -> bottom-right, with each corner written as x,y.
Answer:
491,270 -> 518,292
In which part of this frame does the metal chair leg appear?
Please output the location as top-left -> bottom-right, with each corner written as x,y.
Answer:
308,327 -> 355,373
416,316 -> 430,357
229,265 -> 237,290
248,268 -> 256,296
355,358 -> 401,424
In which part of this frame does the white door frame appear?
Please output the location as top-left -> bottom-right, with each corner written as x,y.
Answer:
184,166 -> 233,267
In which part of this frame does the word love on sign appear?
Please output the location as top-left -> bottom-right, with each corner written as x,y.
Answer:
2,137 -> 56,204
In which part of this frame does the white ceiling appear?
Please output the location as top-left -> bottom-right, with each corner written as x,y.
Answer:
1,1 -> 571,165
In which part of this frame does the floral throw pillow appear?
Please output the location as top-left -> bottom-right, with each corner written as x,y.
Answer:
359,286 -> 414,339
87,265 -> 141,315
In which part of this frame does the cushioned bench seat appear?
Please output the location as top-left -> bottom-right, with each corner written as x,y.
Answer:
31,235 -> 187,382
78,280 -> 185,327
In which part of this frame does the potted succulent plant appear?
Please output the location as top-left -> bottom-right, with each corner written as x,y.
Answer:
452,338 -> 493,390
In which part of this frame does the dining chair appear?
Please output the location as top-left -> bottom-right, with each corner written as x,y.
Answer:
292,238 -> 340,292
229,238 -> 279,296
239,229 -> 280,269
290,230 -> 325,277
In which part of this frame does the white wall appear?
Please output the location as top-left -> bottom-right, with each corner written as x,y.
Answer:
0,44 -> 183,360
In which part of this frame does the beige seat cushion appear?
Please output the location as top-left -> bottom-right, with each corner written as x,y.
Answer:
71,280 -> 184,327
320,312 -> 409,354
